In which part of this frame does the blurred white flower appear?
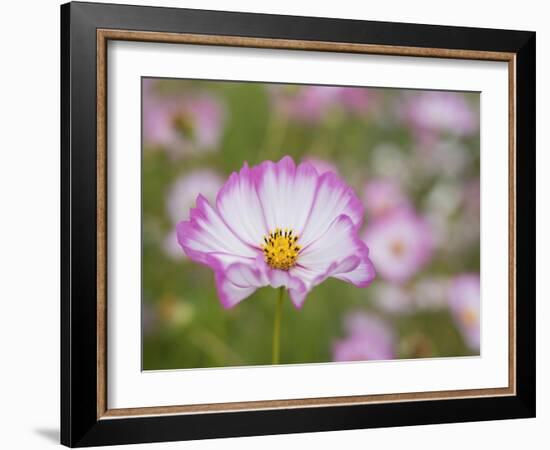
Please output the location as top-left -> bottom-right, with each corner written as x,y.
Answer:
412,277 -> 449,310
163,169 -> 224,261
373,283 -> 414,314
417,139 -> 472,178
370,142 -> 411,184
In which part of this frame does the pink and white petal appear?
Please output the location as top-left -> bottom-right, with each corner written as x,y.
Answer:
313,256 -> 361,283
301,256 -> 360,288
299,172 -> 364,247
299,215 -> 362,271
206,252 -> 256,267
266,268 -> 306,292
176,195 -> 257,267
265,268 -> 309,309
289,256 -> 374,309
287,162 -> 319,235
292,215 -> 375,289
213,258 -> 309,309
287,288 -> 308,309
214,262 -> 267,308
253,157 -> 294,230
333,257 -> 376,288
216,163 -> 267,246
287,265 -> 319,289
246,256 -> 310,309
254,156 -> 318,234
177,224 -> 255,270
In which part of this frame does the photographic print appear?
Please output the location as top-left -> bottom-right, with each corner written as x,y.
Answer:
141,77 -> 481,370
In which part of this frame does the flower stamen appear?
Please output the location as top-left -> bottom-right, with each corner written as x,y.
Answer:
261,228 -> 301,271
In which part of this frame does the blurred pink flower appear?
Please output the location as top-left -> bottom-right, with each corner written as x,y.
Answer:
399,91 -> 478,139
302,156 -> 339,175
338,87 -> 374,114
270,85 -> 341,123
143,90 -> 225,158
270,85 -> 373,123
363,209 -> 433,284
177,156 -> 375,308
363,178 -> 410,218
163,170 -> 224,261
333,313 -> 396,361
448,274 -> 480,352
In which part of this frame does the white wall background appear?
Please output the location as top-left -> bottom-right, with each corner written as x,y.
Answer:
0,0 -> 545,448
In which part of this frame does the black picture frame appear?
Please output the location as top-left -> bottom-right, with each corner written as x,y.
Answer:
61,1 -> 536,447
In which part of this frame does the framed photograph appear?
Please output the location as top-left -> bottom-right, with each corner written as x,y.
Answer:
61,1 -> 535,447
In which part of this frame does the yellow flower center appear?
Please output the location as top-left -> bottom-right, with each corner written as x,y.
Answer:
262,228 -> 301,271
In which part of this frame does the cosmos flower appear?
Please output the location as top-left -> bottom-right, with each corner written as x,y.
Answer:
448,274 -> 480,351
363,208 -> 433,284
333,313 -> 396,361
163,170 -> 224,261
363,178 -> 410,218
143,89 -> 225,158
177,156 -> 375,308
399,91 -> 478,139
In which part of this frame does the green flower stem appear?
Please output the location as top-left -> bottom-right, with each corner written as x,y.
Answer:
272,287 -> 285,365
